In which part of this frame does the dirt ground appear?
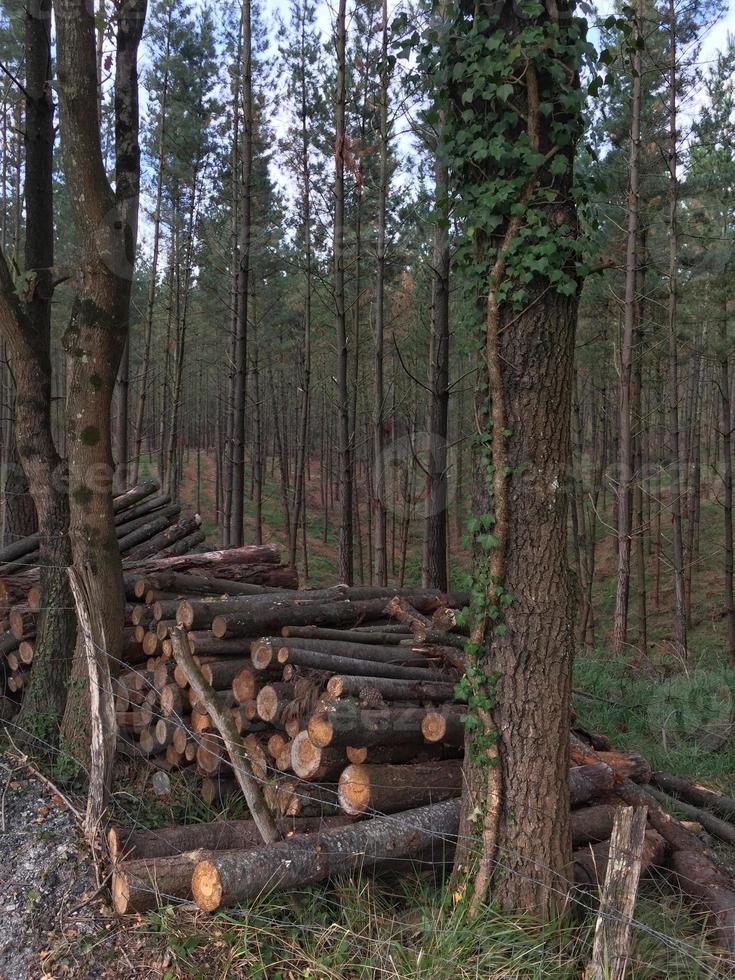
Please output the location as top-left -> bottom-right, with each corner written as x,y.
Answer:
0,752 -> 171,979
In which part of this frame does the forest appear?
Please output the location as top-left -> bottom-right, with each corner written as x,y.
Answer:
0,0 -> 735,976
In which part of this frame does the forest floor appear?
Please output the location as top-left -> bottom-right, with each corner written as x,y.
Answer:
14,452 -> 733,976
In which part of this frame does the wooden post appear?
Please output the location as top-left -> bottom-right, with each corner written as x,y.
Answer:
169,626 -> 278,844
68,564 -> 117,844
584,806 -> 648,980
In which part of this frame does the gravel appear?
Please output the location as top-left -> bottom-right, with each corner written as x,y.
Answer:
0,752 -> 177,978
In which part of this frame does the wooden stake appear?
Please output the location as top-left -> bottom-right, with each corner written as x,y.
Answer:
584,806 -> 648,980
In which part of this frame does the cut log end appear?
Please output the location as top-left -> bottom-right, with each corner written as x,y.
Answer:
338,764 -> 372,815
111,872 -> 131,915
307,716 -> 334,748
192,860 -> 222,912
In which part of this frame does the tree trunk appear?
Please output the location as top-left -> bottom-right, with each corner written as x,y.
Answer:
372,0 -> 389,587
0,0 -> 77,746
55,0 -> 146,762
666,0 -> 688,661
422,32 -> 450,592
451,1 -> 582,918
228,0 -> 253,548
612,14 -> 641,656
334,0 -> 353,584
721,285 -> 735,665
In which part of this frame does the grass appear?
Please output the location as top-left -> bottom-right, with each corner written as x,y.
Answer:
137,874 -> 728,979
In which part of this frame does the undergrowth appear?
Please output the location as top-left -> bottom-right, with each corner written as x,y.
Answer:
140,873 -> 727,979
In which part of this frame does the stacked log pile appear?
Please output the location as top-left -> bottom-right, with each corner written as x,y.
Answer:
0,480 -> 298,716
103,588 -> 733,958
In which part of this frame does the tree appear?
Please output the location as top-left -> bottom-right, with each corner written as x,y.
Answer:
445,0 -> 589,916
0,0 -> 76,744
371,0 -> 390,586
54,0 -> 146,757
228,0 -> 254,547
421,0 -> 451,591
334,0 -> 353,584
612,0 -> 643,655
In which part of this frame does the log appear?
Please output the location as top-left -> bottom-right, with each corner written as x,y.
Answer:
338,760 -> 463,816
142,631 -> 159,657
201,659 -> 254,691
266,732 -> 288,759
113,479 -> 161,514
114,493 -> 171,526
192,798 -> 461,910
134,571 -> 275,599
327,674 -> 455,703
583,807 -> 649,980
0,632 -> 20,656
401,630 -> 466,650
117,508 -> 181,551
650,771 -> 735,822
211,596 -> 450,639
108,815 -> 354,862
272,779 -> 341,818
570,804 -> 622,846
154,719 -> 177,750
256,683 -> 295,724
384,595 -> 433,640
199,776 -> 238,806
160,684 -> 185,717
125,515 -> 203,562
112,849 -> 210,913
231,665 -> 260,704
188,633 -> 251,658
421,706 -> 466,744
668,849 -> 735,953
281,625 -> 405,645
159,529 -> 206,557
196,732 -> 228,775
252,635 -> 431,671
291,731 -> 347,781
124,544 -> 282,576
278,646 -> 447,682
156,620 -> 175,640
569,763 -> 616,806
10,609 -> 36,640
116,506 -> 180,542
644,786 -> 735,848
309,701 -> 437,749
177,589 -> 348,631
0,532 -> 40,565
18,640 -> 34,665
344,743 -> 446,766
153,599 -> 184,622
